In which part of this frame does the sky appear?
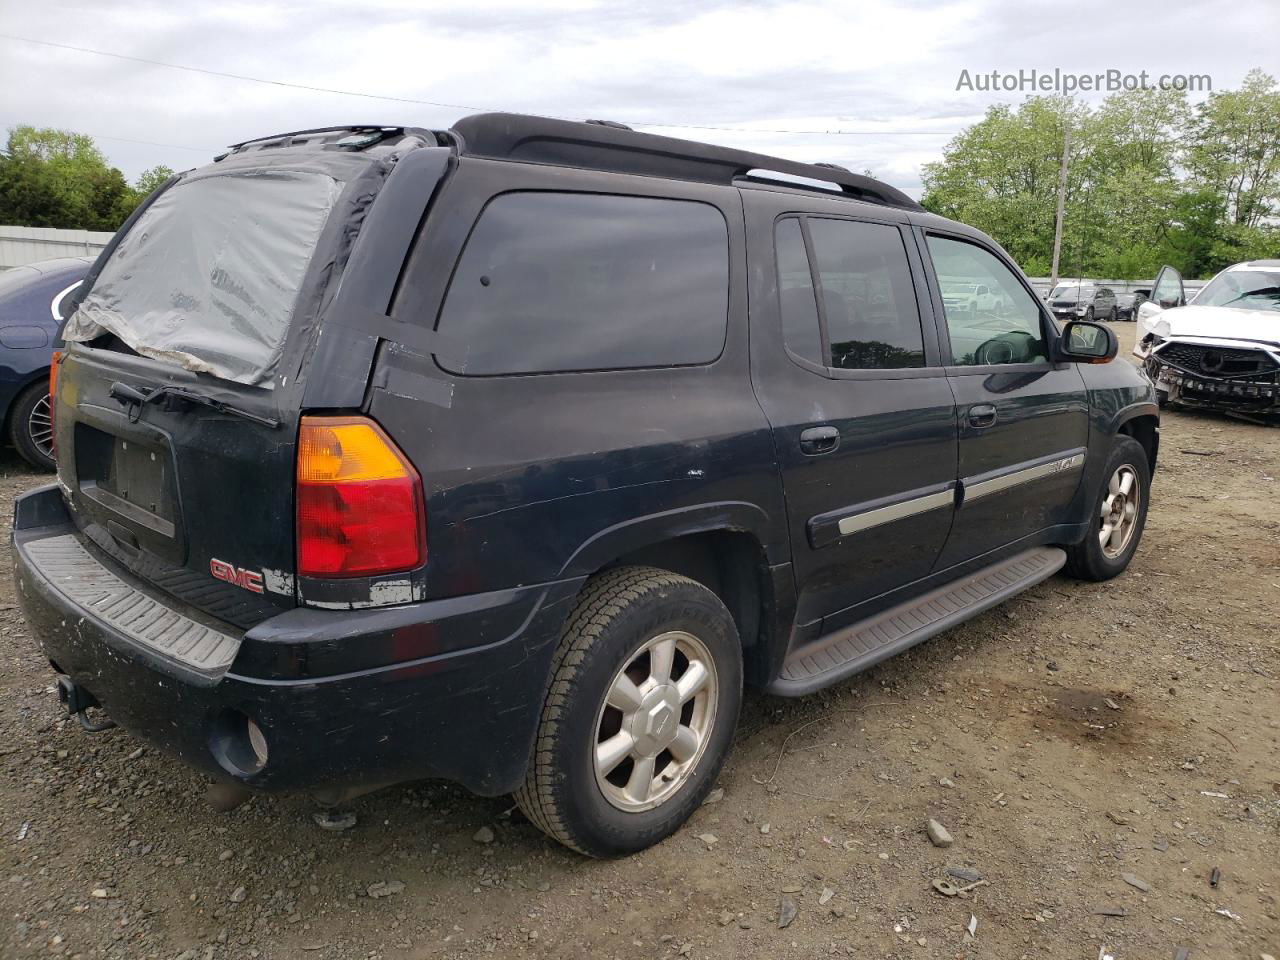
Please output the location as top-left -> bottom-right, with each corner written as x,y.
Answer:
1,0 -> 1276,199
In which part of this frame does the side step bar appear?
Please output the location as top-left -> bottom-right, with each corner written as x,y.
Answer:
767,546 -> 1066,697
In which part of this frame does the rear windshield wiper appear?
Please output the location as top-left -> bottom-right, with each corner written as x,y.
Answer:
109,382 -> 281,429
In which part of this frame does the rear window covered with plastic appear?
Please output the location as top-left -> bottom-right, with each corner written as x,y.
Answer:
63,166 -> 347,386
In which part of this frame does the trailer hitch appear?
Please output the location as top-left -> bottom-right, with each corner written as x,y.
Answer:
55,676 -> 117,733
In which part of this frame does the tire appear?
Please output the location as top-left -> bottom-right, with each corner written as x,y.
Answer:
9,380 -> 56,471
1156,389 -> 1170,409
1064,436 -> 1150,581
515,565 -> 742,857
1084,307 -> 1094,322
1108,307 -> 1117,322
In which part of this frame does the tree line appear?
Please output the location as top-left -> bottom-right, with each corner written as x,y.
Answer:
921,68 -> 1280,279
6,72 -> 1279,280
0,126 -> 173,232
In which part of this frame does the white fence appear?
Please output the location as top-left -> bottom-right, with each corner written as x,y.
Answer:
0,225 -> 115,270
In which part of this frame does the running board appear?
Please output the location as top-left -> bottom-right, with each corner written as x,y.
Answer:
767,547 -> 1066,697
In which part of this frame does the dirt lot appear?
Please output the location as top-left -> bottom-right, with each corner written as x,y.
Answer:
2,326 -> 1277,960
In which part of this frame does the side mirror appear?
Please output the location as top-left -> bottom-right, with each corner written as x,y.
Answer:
1058,320 -> 1117,364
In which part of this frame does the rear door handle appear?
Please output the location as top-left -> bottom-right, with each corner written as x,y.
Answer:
799,425 -> 840,455
968,404 -> 998,428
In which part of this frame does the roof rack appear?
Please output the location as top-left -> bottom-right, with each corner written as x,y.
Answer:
449,113 -> 921,211
222,125 -> 433,156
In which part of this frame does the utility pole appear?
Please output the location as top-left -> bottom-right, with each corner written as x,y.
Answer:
1050,124 -> 1071,286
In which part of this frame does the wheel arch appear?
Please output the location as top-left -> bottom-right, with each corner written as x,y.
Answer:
1110,404 -> 1159,475
556,504 -> 784,673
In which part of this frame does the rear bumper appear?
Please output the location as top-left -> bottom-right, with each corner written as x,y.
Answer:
12,484 -> 582,796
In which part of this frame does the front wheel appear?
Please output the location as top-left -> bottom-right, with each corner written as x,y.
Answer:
516,566 -> 742,857
9,381 -> 56,471
1084,307 -> 1095,322
1064,436 -> 1150,581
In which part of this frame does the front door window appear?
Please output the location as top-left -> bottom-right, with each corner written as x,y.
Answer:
927,235 -> 1048,366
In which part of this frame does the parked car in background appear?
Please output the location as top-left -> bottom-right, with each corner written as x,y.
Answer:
939,278 -> 1008,320
13,116 -> 1156,858
0,257 -> 91,469
1048,282 -> 1118,322
1135,259 -> 1280,420
1115,291 -> 1146,321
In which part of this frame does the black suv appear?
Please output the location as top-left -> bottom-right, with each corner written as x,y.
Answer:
13,115 -> 1158,857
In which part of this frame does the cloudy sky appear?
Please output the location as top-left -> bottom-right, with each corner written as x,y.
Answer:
1,0 -> 1275,198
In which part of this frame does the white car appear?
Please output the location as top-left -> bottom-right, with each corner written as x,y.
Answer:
1133,259 -> 1280,421
940,280 -> 1006,319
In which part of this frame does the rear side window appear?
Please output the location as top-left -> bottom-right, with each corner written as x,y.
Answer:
438,192 -> 729,375
775,218 -> 822,364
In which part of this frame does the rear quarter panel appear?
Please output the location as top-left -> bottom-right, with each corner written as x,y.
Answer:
371,158 -> 786,602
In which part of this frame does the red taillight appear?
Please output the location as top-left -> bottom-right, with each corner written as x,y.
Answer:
296,416 -> 425,578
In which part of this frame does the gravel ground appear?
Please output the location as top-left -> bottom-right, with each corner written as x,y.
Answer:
2,326 -> 1277,960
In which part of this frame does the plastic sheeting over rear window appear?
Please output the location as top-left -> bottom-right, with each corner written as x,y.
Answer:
62,167 -> 346,386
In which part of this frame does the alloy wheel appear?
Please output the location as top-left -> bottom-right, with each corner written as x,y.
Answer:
1099,464 -> 1141,559
28,394 -> 54,461
592,630 -> 717,813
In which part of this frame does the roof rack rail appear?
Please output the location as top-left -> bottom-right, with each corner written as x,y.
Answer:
222,125 -> 432,155
450,113 -> 921,211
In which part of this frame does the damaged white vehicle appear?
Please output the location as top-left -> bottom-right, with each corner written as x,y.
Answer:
1134,259 -> 1280,422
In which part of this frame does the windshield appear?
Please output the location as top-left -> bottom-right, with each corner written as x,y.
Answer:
63,166 -> 346,386
1050,285 -> 1086,300
1193,269 -> 1280,314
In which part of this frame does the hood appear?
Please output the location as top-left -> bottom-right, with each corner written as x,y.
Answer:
1140,303 -> 1280,349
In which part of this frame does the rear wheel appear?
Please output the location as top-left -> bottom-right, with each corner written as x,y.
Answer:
1064,436 -> 1150,581
1107,307 -> 1117,322
516,566 -> 742,857
9,381 -> 55,471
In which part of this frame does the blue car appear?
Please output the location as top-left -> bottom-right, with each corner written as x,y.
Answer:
0,257 -> 92,470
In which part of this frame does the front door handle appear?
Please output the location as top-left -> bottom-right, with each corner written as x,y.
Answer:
968,404 -> 998,428
799,425 -> 840,456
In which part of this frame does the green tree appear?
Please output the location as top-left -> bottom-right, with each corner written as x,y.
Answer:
134,164 -> 175,197
1076,88 -> 1188,279
921,97 -> 1085,275
0,127 -> 168,230
1186,69 -> 1280,228
919,71 -> 1280,279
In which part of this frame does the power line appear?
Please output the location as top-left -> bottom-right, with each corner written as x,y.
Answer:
0,32 -> 960,139
85,133 -> 217,153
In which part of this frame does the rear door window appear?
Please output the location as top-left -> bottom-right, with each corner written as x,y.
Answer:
806,218 -> 925,370
437,192 -> 729,375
